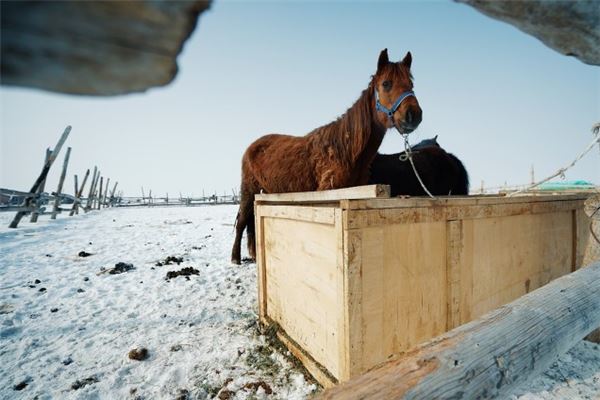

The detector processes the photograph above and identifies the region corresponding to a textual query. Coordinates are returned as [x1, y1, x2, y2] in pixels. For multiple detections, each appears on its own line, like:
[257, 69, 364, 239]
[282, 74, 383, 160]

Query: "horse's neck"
[312, 84, 386, 165]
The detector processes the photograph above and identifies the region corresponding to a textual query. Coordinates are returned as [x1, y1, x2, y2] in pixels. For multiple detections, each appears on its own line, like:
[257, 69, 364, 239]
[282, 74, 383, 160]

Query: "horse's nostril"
[406, 110, 413, 124]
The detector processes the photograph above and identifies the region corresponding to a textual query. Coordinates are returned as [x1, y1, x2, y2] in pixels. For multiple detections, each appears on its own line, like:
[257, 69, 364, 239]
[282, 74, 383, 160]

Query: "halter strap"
[375, 89, 415, 119]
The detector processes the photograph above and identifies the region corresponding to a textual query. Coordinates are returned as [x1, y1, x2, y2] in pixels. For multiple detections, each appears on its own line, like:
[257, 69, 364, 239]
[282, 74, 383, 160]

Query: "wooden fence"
[2, 126, 121, 228]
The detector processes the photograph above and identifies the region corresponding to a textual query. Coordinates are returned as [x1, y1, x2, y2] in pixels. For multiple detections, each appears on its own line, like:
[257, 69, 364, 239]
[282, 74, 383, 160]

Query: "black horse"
[369, 136, 469, 196]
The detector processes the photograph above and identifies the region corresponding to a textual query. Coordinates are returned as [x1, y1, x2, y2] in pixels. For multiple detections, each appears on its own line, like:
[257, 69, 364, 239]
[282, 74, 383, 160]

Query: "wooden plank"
[255, 205, 336, 225]
[357, 221, 447, 375]
[263, 216, 341, 377]
[317, 261, 600, 400]
[10, 126, 71, 228]
[334, 208, 350, 380]
[458, 212, 573, 324]
[274, 325, 338, 389]
[255, 205, 268, 323]
[345, 199, 584, 229]
[343, 193, 590, 210]
[446, 220, 463, 330]
[51, 146, 71, 219]
[256, 184, 390, 203]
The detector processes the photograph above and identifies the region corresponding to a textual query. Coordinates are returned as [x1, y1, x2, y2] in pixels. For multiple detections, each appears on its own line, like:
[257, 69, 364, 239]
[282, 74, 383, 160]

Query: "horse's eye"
[382, 80, 392, 90]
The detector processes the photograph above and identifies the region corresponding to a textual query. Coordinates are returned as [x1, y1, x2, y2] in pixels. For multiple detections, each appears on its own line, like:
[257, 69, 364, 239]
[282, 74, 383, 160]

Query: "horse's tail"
[447, 152, 470, 195]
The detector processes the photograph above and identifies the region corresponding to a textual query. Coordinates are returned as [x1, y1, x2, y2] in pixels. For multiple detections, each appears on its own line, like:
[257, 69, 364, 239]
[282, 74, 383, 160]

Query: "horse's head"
[373, 49, 422, 134]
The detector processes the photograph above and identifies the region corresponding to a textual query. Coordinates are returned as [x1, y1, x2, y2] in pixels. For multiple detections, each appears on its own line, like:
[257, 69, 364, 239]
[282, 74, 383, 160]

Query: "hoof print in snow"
[13, 380, 29, 391]
[77, 288, 85, 293]
[38, 288, 46, 293]
[78, 251, 93, 257]
[34, 279, 41, 284]
[71, 376, 98, 390]
[170, 344, 183, 352]
[241, 257, 255, 265]
[83, 277, 89, 281]
[217, 389, 234, 400]
[243, 381, 273, 395]
[45, 254, 52, 257]
[128, 347, 149, 361]
[155, 255, 184, 266]
[165, 267, 199, 280]
[101, 262, 135, 275]
[62, 357, 73, 365]
[50, 308, 59, 313]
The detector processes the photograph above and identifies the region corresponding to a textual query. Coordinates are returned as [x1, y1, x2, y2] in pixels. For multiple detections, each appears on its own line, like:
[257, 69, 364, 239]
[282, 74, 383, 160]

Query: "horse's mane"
[307, 81, 384, 166]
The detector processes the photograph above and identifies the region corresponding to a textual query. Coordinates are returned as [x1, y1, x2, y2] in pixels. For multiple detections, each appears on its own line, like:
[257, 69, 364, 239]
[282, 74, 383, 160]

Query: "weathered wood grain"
[318, 262, 600, 400]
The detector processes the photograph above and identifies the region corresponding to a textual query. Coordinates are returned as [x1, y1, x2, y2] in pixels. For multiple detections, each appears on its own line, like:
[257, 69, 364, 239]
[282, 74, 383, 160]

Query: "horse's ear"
[401, 51, 412, 69]
[377, 48, 389, 71]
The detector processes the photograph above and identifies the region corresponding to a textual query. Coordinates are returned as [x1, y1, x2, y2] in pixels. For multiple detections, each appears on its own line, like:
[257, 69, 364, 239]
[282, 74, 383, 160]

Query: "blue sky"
[1, 0, 598, 196]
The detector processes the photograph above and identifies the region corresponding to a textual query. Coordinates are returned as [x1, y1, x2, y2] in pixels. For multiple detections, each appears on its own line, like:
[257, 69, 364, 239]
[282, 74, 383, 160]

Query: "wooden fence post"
[9, 126, 72, 228]
[103, 178, 110, 208]
[109, 181, 118, 206]
[70, 169, 89, 216]
[97, 177, 103, 210]
[30, 148, 52, 223]
[51, 146, 71, 219]
[85, 167, 98, 212]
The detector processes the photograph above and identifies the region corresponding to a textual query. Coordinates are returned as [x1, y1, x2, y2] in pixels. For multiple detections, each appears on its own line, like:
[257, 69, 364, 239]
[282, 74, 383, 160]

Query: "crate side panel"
[358, 221, 447, 372]
[460, 211, 573, 324]
[264, 217, 341, 377]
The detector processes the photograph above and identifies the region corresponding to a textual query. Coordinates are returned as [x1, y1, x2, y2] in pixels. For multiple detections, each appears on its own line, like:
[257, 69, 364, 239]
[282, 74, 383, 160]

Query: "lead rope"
[399, 133, 437, 199]
[508, 122, 600, 197]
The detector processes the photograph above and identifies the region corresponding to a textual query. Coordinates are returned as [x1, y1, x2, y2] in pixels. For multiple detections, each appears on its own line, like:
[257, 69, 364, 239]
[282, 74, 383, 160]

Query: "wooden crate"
[254, 185, 594, 387]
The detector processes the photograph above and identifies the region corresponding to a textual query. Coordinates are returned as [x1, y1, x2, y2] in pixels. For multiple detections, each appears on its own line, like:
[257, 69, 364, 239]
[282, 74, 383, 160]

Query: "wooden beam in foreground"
[255, 184, 390, 203]
[318, 262, 600, 400]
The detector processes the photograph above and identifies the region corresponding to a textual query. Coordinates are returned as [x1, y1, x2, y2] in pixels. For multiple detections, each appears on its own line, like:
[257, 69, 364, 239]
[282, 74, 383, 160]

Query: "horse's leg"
[231, 206, 245, 265]
[231, 187, 254, 264]
[246, 206, 256, 261]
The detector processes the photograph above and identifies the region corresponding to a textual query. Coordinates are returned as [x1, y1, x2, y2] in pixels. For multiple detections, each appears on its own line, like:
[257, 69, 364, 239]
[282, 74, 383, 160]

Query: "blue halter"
[375, 90, 415, 119]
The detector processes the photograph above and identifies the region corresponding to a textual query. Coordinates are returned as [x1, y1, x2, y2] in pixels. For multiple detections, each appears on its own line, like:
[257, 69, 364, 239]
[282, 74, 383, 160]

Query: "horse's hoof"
[231, 257, 241, 265]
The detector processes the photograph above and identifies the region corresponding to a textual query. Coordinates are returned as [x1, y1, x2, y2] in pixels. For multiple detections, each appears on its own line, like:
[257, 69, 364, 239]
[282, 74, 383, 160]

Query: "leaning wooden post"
[85, 167, 98, 211]
[30, 148, 52, 223]
[51, 146, 72, 219]
[97, 177, 103, 210]
[102, 178, 110, 208]
[73, 174, 79, 215]
[109, 181, 118, 206]
[9, 126, 72, 228]
[318, 262, 600, 400]
[70, 169, 89, 216]
[89, 170, 100, 211]
[74, 175, 79, 200]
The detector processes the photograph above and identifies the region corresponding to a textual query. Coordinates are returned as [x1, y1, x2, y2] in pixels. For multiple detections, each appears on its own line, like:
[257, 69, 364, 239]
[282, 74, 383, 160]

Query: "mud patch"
[71, 376, 98, 390]
[99, 262, 135, 275]
[165, 267, 199, 280]
[156, 256, 183, 266]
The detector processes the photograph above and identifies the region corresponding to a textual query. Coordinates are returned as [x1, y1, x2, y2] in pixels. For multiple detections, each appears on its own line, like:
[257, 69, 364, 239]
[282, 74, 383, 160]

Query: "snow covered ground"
[1, 205, 599, 400]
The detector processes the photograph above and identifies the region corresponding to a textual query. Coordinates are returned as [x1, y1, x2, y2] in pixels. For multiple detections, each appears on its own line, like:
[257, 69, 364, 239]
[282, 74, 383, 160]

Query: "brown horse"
[231, 49, 422, 264]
